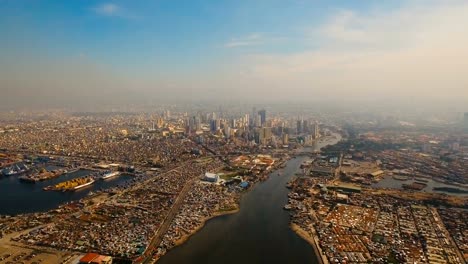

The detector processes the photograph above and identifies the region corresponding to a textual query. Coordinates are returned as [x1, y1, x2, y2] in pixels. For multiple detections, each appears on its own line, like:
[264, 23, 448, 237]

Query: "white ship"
[101, 171, 120, 180]
[73, 179, 95, 190]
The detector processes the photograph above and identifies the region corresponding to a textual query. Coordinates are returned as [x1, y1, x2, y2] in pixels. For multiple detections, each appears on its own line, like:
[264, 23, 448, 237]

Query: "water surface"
[0, 169, 132, 215]
[158, 135, 341, 264]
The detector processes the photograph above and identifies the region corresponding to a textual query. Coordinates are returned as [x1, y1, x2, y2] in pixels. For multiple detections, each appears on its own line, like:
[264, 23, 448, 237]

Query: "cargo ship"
[44, 176, 95, 191]
[73, 179, 95, 190]
[101, 171, 120, 180]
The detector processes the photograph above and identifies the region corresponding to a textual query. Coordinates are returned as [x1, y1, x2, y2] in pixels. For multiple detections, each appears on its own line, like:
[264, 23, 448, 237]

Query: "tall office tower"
[224, 126, 231, 138]
[195, 116, 202, 131]
[282, 133, 289, 145]
[188, 116, 198, 132]
[258, 109, 266, 126]
[255, 114, 262, 127]
[255, 127, 272, 145]
[313, 122, 320, 139]
[210, 120, 217, 132]
[296, 119, 303, 134]
[244, 114, 250, 127]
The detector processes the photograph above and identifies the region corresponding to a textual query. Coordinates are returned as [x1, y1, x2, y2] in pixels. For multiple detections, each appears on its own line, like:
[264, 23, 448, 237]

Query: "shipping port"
[43, 176, 96, 192]
[19, 168, 67, 183]
[1, 163, 29, 176]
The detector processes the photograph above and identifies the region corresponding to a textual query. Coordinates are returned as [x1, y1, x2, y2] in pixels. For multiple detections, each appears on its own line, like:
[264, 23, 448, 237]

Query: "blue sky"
[1, 1, 401, 72]
[1, 1, 467, 106]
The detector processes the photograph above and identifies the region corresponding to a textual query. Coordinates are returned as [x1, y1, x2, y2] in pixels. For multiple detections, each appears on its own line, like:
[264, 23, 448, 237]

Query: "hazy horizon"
[1, 0, 468, 109]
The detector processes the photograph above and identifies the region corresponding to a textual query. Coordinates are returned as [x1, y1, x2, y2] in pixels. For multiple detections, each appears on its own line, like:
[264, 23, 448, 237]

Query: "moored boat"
[73, 179, 95, 190]
[101, 171, 120, 180]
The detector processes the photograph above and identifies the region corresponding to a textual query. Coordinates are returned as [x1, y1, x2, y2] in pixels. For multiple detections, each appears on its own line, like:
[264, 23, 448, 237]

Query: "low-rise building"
[79, 253, 112, 264]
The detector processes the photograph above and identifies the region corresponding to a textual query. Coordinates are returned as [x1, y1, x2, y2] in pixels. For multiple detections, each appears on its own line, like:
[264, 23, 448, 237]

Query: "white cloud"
[93, 3, 121, 16]
[233, 1, 468, 100]
[225, 33, 263, 48]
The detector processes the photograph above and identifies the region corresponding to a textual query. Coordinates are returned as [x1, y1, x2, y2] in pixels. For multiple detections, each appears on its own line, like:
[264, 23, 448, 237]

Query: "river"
[0, 169, 133, 215]
[158, 134, 342, 264]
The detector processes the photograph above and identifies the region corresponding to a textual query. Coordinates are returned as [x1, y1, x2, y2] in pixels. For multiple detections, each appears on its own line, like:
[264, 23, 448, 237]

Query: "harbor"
[18, 167, 67, 183]
[0, 169, 132, 215]
[43, 175, 96, 191]
[42, 171, 122, 191]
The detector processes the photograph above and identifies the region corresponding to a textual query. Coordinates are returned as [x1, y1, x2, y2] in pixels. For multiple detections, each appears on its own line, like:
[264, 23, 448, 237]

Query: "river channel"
[158, 135, 342, 264]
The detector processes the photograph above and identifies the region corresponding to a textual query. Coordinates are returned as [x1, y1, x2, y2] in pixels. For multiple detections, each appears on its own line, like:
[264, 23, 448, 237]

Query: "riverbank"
[173, 207, 240, 247]
[152, 207, 240, 263]
[156, 134, 342, 264]
[156, 155, 291, 255]
[290, 223, 327, 264]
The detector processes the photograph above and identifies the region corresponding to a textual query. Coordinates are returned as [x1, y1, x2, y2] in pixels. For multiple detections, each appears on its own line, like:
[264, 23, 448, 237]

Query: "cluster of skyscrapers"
[177, 108, 321, 147]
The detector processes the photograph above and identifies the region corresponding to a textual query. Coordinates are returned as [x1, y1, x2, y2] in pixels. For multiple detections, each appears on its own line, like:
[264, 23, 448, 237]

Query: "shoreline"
[290, 223, 327, 264]
[173, 207, 240, 247]
[154, 207, 240, 263]
[152, 157, 287, 263]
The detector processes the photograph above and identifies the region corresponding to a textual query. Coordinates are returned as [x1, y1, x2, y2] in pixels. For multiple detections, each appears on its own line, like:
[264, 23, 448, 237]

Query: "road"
[139, 163, 225, 264]
[140, 176, 197, 264]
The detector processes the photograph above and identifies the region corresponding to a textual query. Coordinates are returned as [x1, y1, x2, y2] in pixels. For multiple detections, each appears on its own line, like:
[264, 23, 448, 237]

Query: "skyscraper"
[255, 127, 272, 145]
[282, 133, 289, 145]
[258, 109, 266, 127]
[313, 122, 320, 139]
[224, 126, 231, 138]
[296, 120, 303, 134]
[255, 114, 262, 127]
[303, 120, 309, 133]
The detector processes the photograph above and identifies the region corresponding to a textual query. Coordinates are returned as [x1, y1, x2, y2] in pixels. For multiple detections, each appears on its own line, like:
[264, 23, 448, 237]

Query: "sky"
[1, 0, 468, 109]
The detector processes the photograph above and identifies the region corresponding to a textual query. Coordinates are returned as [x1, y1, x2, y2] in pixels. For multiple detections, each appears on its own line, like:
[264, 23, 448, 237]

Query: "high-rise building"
[313, 122, 320, 139]
[296, 120, 303, 134]
[255, 127, 272, 145]
[224, 126, 231, 138]
[303, 120, 309, 133]
[255, 114, 262, 127]
[244, 114, 250, 127]
[258, 109, 266, 126]
[210, 119, 221, 132]
[282, 133, 289, 145]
